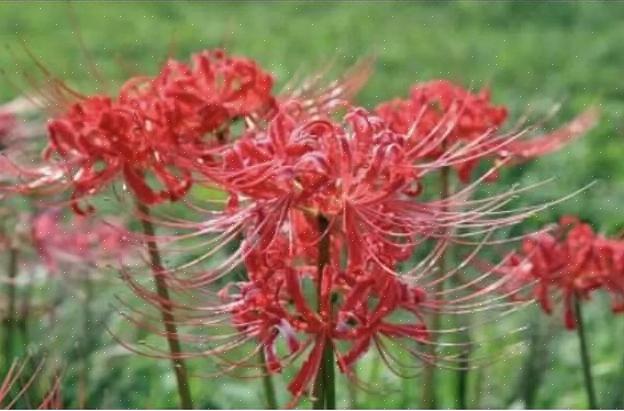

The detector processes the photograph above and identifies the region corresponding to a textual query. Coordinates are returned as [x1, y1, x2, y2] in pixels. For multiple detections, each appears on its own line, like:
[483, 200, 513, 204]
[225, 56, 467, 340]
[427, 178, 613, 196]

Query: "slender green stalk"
[574, 296, 598, 409]
[454, 273, 472, 409]
[512, 315, 550, 409]
[78, 271, 94, 409]
[421, 166, 450, 409]
[137, 203, 194, 409]
[3, 247, 19, 369]
[260, 350, 278, 409]
[313, 215, 335, 410]
[456, 349, 470, 409]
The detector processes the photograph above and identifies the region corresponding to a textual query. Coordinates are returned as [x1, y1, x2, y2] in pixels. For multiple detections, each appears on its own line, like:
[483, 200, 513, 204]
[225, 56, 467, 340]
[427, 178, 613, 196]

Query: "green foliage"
[1, 1, 623, 409]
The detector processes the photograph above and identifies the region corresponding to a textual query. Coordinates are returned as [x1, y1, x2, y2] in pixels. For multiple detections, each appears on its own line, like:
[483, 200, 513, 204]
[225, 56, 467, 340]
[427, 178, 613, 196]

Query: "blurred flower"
[375, 80, 598, 182]
[31, 209, 131, 274]
[491, 216, 624, 329]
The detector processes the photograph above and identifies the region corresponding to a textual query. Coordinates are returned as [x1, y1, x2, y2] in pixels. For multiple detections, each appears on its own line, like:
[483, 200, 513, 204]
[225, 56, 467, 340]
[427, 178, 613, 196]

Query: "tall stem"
[313, 215, 335, 410]
[575, 295, 597, 409]
[421, 166, 450, 409]
[454, 273, 472, 409]
[456, 352, 469, 409]
[78, 271, 94, 408]
[137, 203, 194, 409]
[3, 247, 19, 369]
[260, 350, 278, 409]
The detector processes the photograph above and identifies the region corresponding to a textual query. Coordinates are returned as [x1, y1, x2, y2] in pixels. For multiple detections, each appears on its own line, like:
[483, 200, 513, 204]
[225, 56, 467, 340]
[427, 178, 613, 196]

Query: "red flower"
[375, 80, 597, 182]
[218, 220, 429, 403]
[123, 106, 543, 404]
[493, 217, 624, 329]
[4, 50, 275, 213]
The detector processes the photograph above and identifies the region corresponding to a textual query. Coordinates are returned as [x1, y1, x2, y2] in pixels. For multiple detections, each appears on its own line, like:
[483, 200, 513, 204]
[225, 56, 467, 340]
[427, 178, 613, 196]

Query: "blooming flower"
[2, 50, 276, 213]
[491, 216, 624, 329]
[122, 105, 546, 404]
[375, 80, 598, 182]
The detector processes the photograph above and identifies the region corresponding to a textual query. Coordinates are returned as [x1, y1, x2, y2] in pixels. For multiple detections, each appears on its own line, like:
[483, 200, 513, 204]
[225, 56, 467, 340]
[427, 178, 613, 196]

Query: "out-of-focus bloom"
[31, 209, 131, 274]
[491, 216, 624, 329]
[0, 97, 42, 144]
[375, 80, 598, 182]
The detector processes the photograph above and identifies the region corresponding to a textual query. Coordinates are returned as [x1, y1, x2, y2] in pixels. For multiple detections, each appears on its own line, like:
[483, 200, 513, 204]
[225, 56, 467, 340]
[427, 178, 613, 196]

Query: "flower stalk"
[574, 295, 598, 409]
[421, 165, 450, 409]
[3, 247, 19, 369]
[78, 270, 94, 408]
[313, 215, 335, 410]
[260, 350, 278, 409]
[137, 202, 194, 409]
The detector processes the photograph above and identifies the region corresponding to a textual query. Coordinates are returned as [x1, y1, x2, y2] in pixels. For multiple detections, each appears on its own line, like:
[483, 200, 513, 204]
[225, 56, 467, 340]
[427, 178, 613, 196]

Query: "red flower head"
[122, 105, 543, 405]
[3, 49, 275, 213]
[375, 80, 597, 182]
[493, 216, 624, 329]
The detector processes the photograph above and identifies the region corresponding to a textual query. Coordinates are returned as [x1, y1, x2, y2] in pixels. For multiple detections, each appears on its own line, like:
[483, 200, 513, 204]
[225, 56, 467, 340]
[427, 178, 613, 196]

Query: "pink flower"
[31, 209, 131, 274]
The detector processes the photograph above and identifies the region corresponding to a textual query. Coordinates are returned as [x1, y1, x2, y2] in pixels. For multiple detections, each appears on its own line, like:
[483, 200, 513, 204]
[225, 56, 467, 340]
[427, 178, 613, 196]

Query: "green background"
[1, 1, 624, 409]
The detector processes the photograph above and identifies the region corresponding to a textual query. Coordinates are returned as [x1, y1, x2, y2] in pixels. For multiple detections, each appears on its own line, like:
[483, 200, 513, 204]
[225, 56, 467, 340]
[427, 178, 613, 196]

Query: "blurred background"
[1, 1, 624, 409]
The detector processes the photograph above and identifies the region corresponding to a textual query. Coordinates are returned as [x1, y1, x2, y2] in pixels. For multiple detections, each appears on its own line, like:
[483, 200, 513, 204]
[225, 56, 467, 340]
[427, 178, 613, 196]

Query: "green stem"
[421, 166, 450, 409]
[138, 203, 194, 409]
[260, 350, 278, 409]
[575, 296, 598, 409]
[79, 271, 94, 408]
[454, 273, 472, 409]
[456, 350, 470, 409]
[313, 215, 335, 410]
[3, 247, 18, 370]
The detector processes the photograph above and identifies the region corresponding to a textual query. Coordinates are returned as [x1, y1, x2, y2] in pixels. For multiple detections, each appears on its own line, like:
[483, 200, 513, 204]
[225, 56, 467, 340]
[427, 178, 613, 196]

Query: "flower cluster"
[492, 217, 624, 329]
[375, 80, 598, 182]
[0, 47, 600, 407]
[133, 98, 586, 403]
[213, 108, 437, 402]
[42, 49, 274, 212]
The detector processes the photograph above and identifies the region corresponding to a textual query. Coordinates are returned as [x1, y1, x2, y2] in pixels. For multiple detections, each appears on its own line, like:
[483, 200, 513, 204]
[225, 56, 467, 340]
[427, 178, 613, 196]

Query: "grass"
[1, 1, 624, 408]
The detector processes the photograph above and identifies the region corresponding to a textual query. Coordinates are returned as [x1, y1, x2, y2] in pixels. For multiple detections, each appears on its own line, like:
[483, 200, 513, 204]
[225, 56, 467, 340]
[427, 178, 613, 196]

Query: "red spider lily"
[491, 216, 624, 329]
[0, 359, 62, 409]
[120, 106, 546, 405]
[375, 80, 598, 182]
[31, 209, 131, 274]
[1, 49, 275, 213]
[217, 230, 430, 404]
